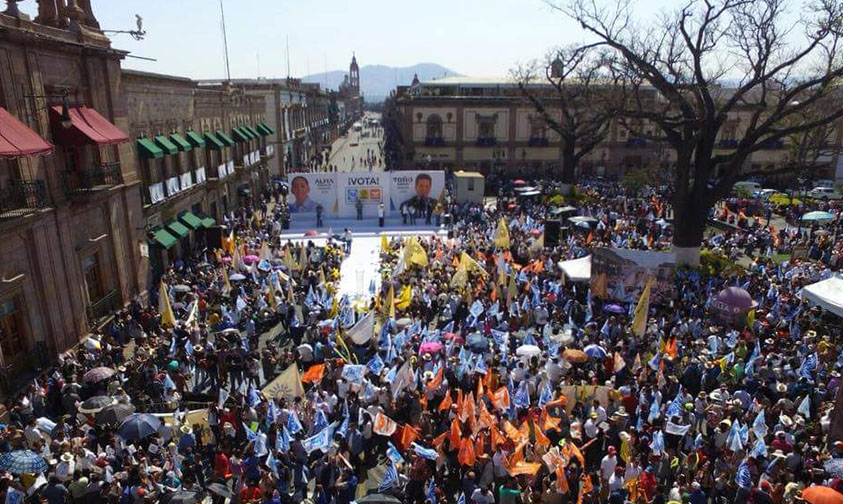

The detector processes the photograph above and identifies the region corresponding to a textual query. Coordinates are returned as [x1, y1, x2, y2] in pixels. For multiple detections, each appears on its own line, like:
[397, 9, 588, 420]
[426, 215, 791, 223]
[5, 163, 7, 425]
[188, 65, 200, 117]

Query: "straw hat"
[180, 425, 193, 435]
[60, 453, 74, 463]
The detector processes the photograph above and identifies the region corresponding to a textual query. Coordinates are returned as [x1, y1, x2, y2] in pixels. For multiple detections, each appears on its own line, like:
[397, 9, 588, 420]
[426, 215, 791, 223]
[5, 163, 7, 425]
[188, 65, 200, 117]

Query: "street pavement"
[326, 113, 385, 173]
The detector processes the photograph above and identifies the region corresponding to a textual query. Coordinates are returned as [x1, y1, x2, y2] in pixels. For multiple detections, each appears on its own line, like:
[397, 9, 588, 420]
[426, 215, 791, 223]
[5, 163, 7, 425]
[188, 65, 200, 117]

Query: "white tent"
[558, 255, 591, 282]
[801, 276, 843, 318]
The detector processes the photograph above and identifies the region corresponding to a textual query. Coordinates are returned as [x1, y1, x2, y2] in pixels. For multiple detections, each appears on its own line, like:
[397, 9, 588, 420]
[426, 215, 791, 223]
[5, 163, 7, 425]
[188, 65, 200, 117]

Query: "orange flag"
[438, 390, 453, 412]
[566, 441, 586, 467]
[477, 401, 495, 429]
[458, 437, 476, 466]
[586, 232, 594, 245]
[462, 392, 476, 424]
[399, 424, 420, 451]
[301, 364, 326, 384]
[427, 366, 444, 391]
[477, 376, 485, 397]
[490, 387, 510, 411]
[518, 420, 531, 442]
[452, 256, 460, 268]
[491, 426, 505, 450]
[509, 461, 542, 476]
[665, 337, 678, 358]
[373, 412, 399, 436]
[503, 421, 522, 443]
[546, 395, 568, 409]
[433, 431, 448, 449]
[556, 466, 570, 493]
[509, 441, 526, 465]
[449, 420, 462, 450]
[456, 390, 464, 417]
[543, 412, 562, 432]
[474, 432, 485, 456]
[533, 420, 550, 448]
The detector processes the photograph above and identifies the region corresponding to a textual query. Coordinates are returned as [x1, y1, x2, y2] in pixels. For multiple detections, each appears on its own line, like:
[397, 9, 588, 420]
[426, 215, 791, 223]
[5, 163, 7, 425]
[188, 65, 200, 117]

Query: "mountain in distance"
[302, 63, 461, 103]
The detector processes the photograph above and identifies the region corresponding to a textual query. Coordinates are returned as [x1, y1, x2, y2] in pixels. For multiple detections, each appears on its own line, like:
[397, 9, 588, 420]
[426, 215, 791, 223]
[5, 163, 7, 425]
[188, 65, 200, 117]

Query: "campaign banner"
[337, 173, 386, 218]
[590, 247, 676, 303]
[287, 173, 338, 217]
[388, 171, 445, 215]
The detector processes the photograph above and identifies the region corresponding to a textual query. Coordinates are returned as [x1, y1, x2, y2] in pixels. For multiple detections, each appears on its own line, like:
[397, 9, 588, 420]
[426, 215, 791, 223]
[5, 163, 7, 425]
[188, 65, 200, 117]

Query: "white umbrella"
[516, 344, 541, 357]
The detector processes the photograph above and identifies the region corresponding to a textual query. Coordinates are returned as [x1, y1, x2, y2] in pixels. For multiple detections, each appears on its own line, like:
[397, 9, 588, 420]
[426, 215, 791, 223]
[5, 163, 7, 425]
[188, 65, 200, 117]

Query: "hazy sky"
[18, 0, 591, 81]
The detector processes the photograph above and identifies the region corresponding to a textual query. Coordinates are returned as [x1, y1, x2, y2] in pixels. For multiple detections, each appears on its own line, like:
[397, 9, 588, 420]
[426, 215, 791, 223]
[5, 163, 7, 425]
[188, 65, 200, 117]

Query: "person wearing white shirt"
[584, 412, 599, 439]
[55, 453, 75, 482]
[600, 447, 619, 501]
[608, 466, 625, 493]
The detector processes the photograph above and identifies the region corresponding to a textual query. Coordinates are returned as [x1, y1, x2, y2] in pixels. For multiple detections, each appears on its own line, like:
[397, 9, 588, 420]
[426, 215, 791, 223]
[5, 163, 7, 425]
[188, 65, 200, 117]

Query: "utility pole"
[220, 0, 231, 81]
[286, 36, 291, 79]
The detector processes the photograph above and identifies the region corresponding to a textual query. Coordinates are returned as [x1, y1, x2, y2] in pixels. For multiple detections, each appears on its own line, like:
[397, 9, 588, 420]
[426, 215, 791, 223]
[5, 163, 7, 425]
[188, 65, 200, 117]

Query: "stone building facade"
[0, 2, 143, 389]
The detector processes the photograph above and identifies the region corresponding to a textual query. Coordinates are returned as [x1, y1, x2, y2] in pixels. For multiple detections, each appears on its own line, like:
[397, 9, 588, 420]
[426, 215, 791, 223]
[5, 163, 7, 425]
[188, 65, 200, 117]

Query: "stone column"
[35, 0, 59, 26]
[76, 0, 98, 28]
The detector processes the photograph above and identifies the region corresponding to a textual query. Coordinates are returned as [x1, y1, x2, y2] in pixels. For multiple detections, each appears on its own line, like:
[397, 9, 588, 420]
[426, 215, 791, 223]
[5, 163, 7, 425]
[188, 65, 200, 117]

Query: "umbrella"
[357, 494, 403, 504]
[196, 262, 212, 269]
[562, 348, 588, 363]
[442, 332, 464, 344]
[160, 490, 203, 504]
[173, 284, 192, 293]
[396, 318, 412, 328]
[604, 304, 626, 314]
[575, 220, 591, 229]
[83, 338, 101, 350]
[802, 487, 843, 504]
[801, 211, 835, 222]
[118, 413, 163, 441]
[516, 344, 541, 357]
[513, 179, 527, 186]
[229, 273, 246, 281]
[83, 366, 116, 383]
[96, 403, 135, 426]
[244, 255, 260, 264]
[78, 396, 117, 415]
[0, 450, 47, 474]
[205, 483, 235, 500]
[467, 333, 489, 352]
[583, 344, 608, 359]
[420, 342, 443, 354]
[220, 257, 232, 263]
[824, 459, 843, 479]
[815, 229, 832, 236]
[304, 230, 320, 237]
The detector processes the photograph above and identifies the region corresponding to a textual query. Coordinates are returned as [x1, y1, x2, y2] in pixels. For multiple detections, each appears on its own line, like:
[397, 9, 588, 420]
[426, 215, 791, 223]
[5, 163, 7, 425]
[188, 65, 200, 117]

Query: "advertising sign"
[388, 171, 445, 215]
[590, 247, 676, 303]
[337, 173, 385, 218]
[287, 173, 338, 217]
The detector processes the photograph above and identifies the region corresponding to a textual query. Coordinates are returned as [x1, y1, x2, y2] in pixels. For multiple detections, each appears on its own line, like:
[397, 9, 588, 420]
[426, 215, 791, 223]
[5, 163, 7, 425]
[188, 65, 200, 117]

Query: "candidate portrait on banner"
[288, 175, 319, 213]
[401, 173, 434, 209]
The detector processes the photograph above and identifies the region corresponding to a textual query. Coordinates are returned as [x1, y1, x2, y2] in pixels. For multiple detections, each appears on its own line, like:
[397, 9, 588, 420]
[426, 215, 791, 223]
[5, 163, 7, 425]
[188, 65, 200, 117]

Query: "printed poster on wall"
[388, 171, 445, 214]
[287, 173, 338, 217]
[337, 173, 385, 218]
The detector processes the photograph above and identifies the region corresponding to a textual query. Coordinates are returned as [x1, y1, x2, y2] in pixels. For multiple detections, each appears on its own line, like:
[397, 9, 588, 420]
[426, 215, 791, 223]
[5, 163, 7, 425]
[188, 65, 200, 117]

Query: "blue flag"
[286, 410, 303, 435]
[379, 462, 399, 492]
[386, 441, 405, 465]
[412, 442, 439, 461]
[736, 460, 752, 489]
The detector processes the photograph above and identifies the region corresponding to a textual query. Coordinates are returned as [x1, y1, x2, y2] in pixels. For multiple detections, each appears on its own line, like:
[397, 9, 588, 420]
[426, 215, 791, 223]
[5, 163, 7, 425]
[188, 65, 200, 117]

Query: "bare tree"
[555, 0, 843, 265]
[512, 46, 621, 188]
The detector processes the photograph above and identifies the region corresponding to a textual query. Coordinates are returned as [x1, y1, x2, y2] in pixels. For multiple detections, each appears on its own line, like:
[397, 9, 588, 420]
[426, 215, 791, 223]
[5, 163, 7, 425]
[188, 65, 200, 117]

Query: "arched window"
[426, 114, 443, 139]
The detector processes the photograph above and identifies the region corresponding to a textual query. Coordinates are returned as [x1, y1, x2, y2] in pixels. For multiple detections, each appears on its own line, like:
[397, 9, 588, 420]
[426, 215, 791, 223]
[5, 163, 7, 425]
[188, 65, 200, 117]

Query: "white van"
[733, 181, 761, 194]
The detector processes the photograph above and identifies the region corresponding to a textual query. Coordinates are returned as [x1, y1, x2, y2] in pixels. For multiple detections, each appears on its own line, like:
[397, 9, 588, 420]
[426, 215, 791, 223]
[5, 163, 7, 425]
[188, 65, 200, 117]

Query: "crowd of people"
[0, 177, 842, 504]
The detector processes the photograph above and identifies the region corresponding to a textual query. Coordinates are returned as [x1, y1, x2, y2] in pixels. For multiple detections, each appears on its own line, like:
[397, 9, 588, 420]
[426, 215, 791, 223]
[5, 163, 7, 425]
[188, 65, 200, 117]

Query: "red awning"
[0, 107, 52, 159]
[50, 105, 128, 146]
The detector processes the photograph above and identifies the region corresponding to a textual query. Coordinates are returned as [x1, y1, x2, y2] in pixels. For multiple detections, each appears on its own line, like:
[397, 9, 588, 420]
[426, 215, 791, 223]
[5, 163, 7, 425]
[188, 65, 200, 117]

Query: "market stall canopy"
[558, 255, 591, 282]
[0, 107, 52, 158]
[801, 276, 843, 318]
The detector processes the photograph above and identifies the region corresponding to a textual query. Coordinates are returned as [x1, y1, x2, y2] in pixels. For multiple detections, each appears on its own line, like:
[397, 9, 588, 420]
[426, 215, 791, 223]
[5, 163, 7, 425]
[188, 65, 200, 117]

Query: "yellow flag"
[385, 284, 396, 319]
[267, 287, 278, 311]
[493, 218, 511, 249]
[319, 267, 327, 286]
[381, 235, 389, 253]
[631, 279, 652, 337]
[592, 272, 608, 298]
[283, 247, 297, 271]
[620, 433, 632, 463]
[262, 364, 305, 401]
[396, 285, 413, 310]
[287, 280, 295, 303]
[158, 282, 177, 327]
[222, 267, 232, 293]
[460, 251, 489, 278]
[506, 272, 517, 308]
[746, 308, 756, 329]
[298, 246, 307, 270]
[407, 237, 429, 267]
[450, 266, 469, 288]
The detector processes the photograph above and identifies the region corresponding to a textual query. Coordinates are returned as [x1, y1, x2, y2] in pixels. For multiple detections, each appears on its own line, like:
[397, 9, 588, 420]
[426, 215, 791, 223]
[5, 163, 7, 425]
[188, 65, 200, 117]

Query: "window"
[0, 297, 25, 362]
[83, 253, 104, 304]
[529, 117, 547, 140]
[477, 115, 497, 139]
[467, 178, 475, 191]
[426, 114, 443, 139]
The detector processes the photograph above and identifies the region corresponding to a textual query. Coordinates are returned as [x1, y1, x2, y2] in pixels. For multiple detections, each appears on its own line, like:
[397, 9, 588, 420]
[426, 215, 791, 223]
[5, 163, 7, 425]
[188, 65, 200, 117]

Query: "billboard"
[590, 247, 676, 303]
[388, 171, 445, 214]
[337, 173, 386, 218]
[287, 173, 338, 217]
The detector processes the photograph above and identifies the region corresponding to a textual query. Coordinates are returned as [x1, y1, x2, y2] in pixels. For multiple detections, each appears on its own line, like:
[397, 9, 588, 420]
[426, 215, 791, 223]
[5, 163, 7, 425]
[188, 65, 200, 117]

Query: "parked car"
[808, 186, 842, 200]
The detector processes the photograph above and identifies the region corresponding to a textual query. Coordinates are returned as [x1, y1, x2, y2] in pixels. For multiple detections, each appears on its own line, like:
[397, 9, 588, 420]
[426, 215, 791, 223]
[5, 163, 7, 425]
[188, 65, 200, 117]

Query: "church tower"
[349, 53, 359, 96]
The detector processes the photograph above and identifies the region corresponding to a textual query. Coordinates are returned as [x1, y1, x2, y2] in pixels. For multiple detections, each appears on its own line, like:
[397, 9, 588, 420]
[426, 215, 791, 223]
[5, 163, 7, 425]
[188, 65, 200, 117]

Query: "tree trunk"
[560, 142, 577, 185]
[671, 201, 709, 267]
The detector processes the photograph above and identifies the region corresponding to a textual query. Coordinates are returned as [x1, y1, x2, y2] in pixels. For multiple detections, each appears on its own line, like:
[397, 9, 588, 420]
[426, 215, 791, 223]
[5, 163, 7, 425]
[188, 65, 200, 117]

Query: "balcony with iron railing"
[0, 180, 50, 220]
[528, 137, 550, 147]
[476, 137, 497, 147]
[86, 289, 119, 328]
[425, 137, 445, 146]
[63, 161, 123, 196]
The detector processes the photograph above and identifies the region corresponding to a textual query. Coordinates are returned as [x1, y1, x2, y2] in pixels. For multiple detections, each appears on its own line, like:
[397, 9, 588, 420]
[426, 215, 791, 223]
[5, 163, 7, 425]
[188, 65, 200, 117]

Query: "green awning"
[151, 229, 177, 249]
[257, 122, 275, 135]
[185, 130, 206, 148]
[166, 220, 190, 238]
[136, 138, 164, 159]
[154, 135, 179, 155]
[216, 130, 235, 147]
[244, 125, 261, 138]
[200, 217, 216, 228]
[179, 211, 203, 230]
[232, 126, 251, 143]
[204, 131, 224, 150]
[169, 133, 192, 151]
